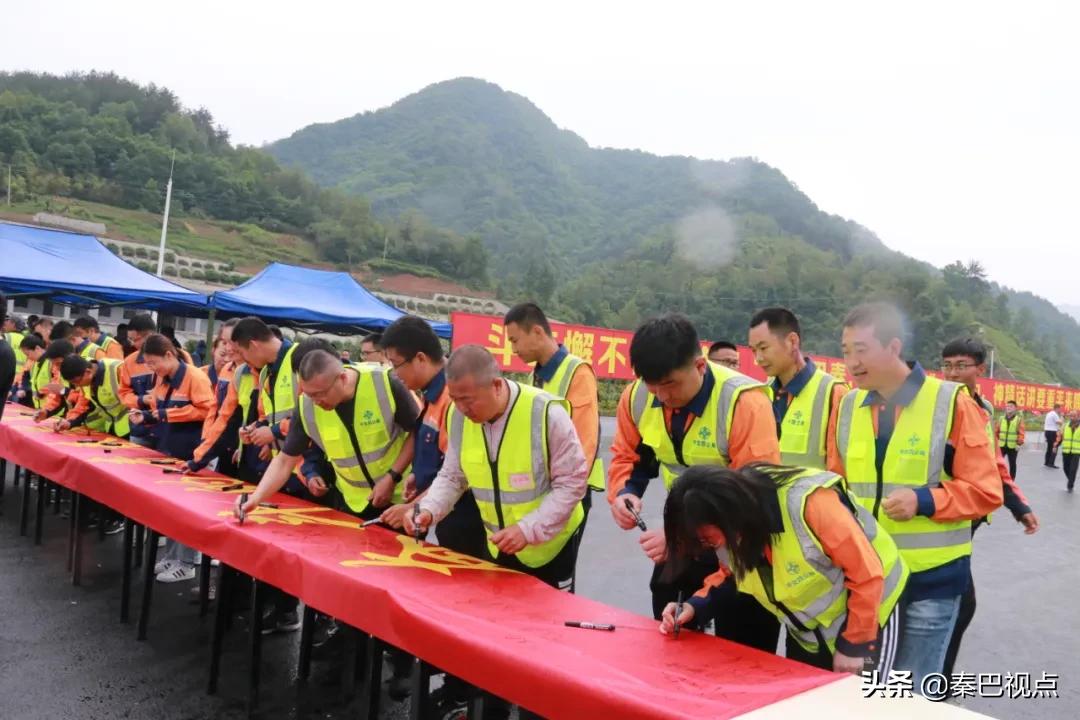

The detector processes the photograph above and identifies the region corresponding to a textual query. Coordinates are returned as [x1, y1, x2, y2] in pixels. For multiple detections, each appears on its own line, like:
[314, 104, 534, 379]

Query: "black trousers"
[1064, 453, 1079, 490]
[650, 555, 782, 654]
[434, 491, 488, 560]
[1002, 447, 1019, 480]
[1045, 432, 1059, 466]
[943, 574, 976, 679]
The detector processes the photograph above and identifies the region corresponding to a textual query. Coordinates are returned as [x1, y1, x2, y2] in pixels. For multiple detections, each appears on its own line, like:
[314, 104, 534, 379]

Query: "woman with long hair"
[660, 464, 908, 675]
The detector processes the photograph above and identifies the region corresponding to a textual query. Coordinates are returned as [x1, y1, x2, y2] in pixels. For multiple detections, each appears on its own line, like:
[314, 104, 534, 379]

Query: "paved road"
[1, 429, 1076, 719]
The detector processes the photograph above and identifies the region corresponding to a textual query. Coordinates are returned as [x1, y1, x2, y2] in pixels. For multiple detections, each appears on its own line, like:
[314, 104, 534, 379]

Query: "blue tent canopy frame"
[0, 221, 208, 313]
[209, 262, 451, 338]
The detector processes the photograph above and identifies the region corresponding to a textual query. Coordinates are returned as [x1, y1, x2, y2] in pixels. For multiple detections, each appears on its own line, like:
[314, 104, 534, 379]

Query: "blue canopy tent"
[209, 262, 451, 338]
[0, 221, 208, 312]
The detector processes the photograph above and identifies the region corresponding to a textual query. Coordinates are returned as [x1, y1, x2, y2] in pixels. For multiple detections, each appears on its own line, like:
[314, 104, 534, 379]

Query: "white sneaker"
[154, 559, 175, 575]
[157, 564, 196, 583]
[157, 536, 167, 548]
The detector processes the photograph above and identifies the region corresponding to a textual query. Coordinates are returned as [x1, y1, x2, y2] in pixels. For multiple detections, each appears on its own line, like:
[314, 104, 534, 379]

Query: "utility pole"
[155, 150, 176, 278]
[6, 164, 11, 206]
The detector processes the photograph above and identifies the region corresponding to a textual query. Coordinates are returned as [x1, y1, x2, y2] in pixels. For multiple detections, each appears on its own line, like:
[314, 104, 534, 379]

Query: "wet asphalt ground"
[1, 423, 1076, 719]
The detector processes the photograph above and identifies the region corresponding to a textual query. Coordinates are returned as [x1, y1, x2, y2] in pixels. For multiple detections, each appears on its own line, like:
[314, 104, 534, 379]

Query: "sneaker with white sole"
[156, 564, 196, 583]
[154, 559, 175, 575]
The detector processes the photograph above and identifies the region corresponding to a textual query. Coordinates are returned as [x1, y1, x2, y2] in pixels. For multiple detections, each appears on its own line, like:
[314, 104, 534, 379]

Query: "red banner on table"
[0, 406, 840, 719]
[451, 312, 1077, 414]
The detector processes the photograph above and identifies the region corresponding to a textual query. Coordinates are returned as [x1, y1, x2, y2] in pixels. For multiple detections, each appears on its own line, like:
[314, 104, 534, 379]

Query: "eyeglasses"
[940, 363, 974, 372]
[389, 355, 415, 371]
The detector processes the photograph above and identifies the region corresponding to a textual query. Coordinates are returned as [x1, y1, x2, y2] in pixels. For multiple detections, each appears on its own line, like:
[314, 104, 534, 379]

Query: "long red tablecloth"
[0, 405, 842, 719]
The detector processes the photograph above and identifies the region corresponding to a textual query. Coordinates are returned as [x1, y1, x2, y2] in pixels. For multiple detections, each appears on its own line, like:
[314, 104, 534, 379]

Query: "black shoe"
[261, 607, 301, 634]
[312, 616, 340, 648]
[104, 519, 125, 535]
[429, 686, 469, 720]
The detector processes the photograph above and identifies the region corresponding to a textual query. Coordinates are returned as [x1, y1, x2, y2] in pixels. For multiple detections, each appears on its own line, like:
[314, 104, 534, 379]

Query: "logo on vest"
[899, 433, 927, 457]
[692, 425, 715, 449]
[787, 409, 806, 427]
[360, 408, 379, 427]
[784, 559, 816, 588]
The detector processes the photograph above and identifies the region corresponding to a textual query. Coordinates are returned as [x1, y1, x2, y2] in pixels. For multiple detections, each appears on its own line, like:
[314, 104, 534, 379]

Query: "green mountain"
[269, 78, 1080, 383]
[269, 77, 890, 270]
[0, 71, 489, 285]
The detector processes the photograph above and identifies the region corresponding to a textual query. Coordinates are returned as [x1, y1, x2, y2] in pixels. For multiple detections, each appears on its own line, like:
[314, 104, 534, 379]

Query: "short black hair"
[73, 315, 100, 332]
[843, 302, 907, 347]
[361, 333, 383, 348]
[630, 313, 701, 383]
[0, 291, 6, 327]
[941, 337, 987, 365]
[44, 339, 75, 360]
[1006, 400, 1018, 406]
[50, 320, 74, 341]
[749, 307, 801, 339]
[503, 303, 552, 336]
[19, 334, 46, 352]
[381, 316, 444, 362]
[60, 354, 92, 382]
[231, 317, 274, 346]
[291, 338, 338, 373]
[708, 340, 737, 354]
[268, 324, 283, 341]
[128, 314, 156, 333]
[142, 333, 176, 357]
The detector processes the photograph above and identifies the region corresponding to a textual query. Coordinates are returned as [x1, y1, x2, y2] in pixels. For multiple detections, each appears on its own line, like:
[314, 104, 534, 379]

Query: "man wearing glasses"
[706, 340, 741, 370]
[360, 333, 387, 366]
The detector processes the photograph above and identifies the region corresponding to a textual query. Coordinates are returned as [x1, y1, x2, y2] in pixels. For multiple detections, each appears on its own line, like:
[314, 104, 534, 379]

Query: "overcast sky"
[6, 1, 1077, 305]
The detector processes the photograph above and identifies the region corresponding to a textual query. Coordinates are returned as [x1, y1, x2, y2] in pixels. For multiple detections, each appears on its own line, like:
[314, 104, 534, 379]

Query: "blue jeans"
[894, 595, 961, 691]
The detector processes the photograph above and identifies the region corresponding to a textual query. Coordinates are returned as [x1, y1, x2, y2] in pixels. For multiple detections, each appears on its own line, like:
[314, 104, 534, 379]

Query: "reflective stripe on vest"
[299, 365, 407, 513]
[448, 382, 584, 568]
[999, 415, 1022, 449]
[735, 470, 908, 654]
[770, 368, 835, 469]
[631, 363, 764, 488]
[1061, 424, 1080, 454]
[537, 353, 605, 491]
[835, 377, 972, 573]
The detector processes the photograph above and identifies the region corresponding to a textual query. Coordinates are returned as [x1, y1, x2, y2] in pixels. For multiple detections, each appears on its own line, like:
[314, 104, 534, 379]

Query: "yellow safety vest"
[836, 376, 975, 573]
[259, 343, 299, 456]
[76, 340, 102, 361]
[299, 364, 408, 513]
[536, 351, 605, 492]
[30, 359, 52, 410]
[1061, 424, 1080, 454]
[767, 367, 837, 469]
[235, 363, 257, 440]
[998, 415, 1022, 449]
[734, 469, 908, 654]
[4, 331, 26, 365]
[630, 363, 764, 488]
[80, 359, 131, 437]
[449, 381, 584, 568]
